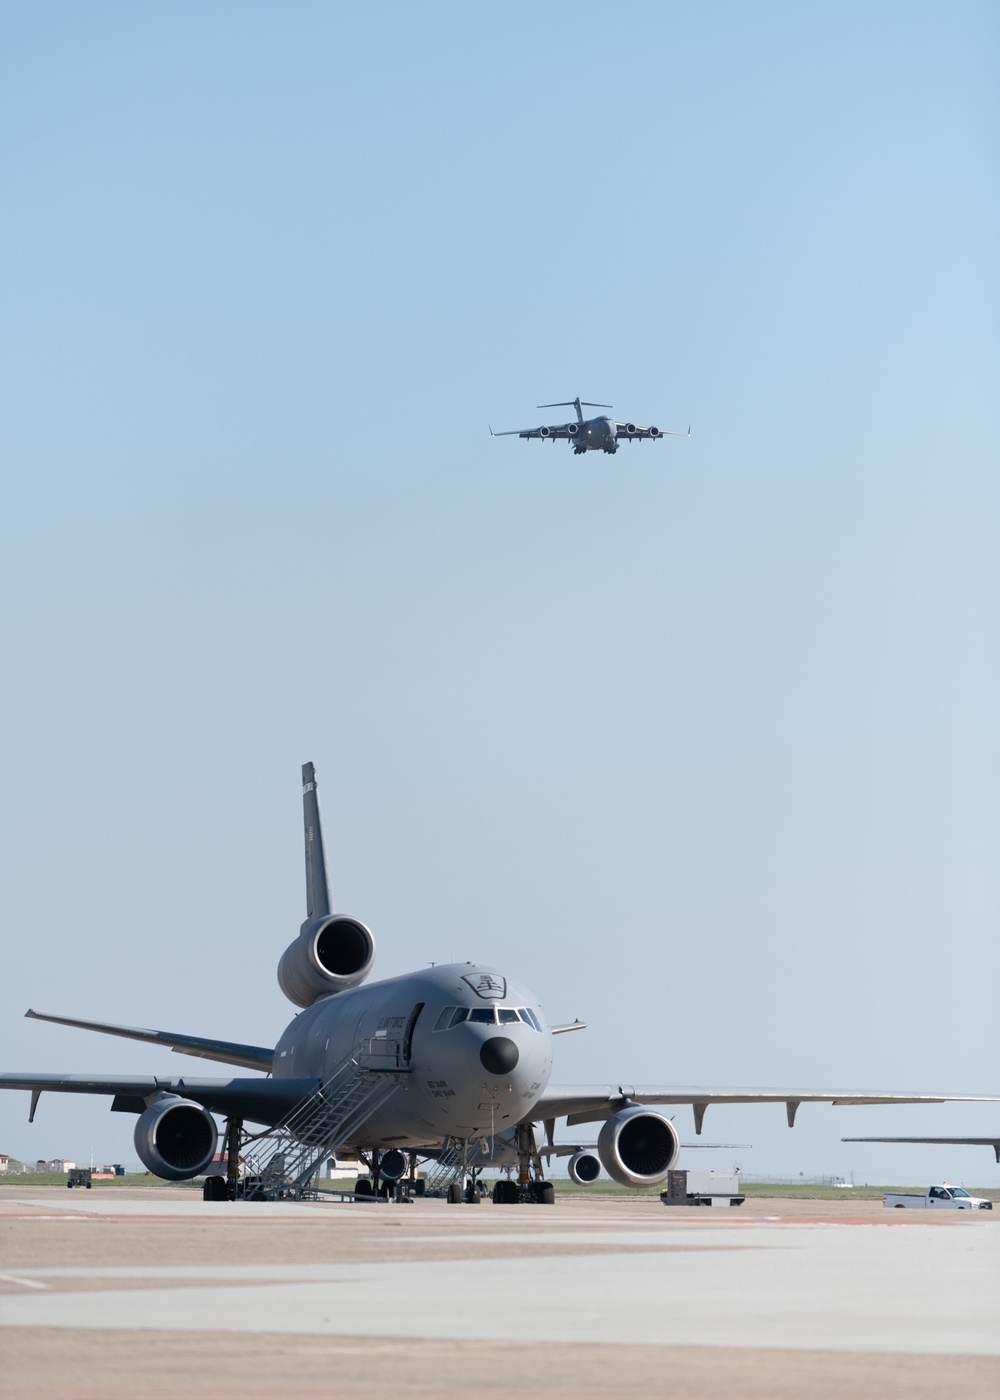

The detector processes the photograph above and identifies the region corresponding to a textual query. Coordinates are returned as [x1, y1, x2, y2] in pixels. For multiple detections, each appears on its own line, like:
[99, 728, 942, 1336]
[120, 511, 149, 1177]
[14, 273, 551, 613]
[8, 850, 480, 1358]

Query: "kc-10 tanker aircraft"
[490, 396, 690, 455]
[1, 764, 993, 1203]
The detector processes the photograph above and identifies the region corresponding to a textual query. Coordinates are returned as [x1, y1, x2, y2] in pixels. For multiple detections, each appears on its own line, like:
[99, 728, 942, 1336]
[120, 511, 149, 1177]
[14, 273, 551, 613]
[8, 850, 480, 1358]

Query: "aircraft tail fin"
[301, 762, 332, 923]
[538, 398, 612, 425]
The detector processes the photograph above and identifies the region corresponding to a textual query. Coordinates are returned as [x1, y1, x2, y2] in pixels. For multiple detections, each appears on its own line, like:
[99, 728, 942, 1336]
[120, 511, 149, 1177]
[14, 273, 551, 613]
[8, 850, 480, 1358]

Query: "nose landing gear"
[491, 1122, 553, 1204]
[492, 1178, 554, 1204]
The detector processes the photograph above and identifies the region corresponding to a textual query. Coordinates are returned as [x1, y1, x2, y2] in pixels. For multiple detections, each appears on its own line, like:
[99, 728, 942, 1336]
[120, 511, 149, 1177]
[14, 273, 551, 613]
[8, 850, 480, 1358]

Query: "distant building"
[0, 1154, 9, 1172]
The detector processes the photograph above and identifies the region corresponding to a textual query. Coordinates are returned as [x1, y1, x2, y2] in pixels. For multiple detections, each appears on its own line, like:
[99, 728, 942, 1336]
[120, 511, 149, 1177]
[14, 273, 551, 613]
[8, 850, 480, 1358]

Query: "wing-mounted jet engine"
[597, 1104, 680, 1187]
[567, 1149, 602, 1184]
[133, 1097, 219, 1180]
[277, 763, 376, 1008]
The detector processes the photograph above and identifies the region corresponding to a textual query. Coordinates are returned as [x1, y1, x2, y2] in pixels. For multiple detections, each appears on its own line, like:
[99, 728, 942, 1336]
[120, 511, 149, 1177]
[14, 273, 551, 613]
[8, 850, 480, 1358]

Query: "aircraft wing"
[534, 1085, 997, 1134]
[842, 1136, 1000, 1163]
[0, 1072, 318, 1127]
[489, 422, 578, 439]
[23, 1009, 274, 1072]
[613, 422, 691, 440]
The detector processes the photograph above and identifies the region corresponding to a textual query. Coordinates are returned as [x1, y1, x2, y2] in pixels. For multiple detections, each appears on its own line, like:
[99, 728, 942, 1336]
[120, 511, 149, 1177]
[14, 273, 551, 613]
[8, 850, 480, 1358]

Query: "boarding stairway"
[422, 1144, 465, 1197]
[240, 1040, 407, 1201]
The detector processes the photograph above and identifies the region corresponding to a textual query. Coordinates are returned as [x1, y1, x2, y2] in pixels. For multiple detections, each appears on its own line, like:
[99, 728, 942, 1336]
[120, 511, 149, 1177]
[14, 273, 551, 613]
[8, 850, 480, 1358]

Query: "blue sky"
[1, 1, 997, 1183]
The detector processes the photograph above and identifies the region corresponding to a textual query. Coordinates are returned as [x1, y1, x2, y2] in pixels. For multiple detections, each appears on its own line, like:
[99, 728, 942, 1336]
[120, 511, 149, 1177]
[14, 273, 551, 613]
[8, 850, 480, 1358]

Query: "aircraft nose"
[480, 1037, 519, 1075]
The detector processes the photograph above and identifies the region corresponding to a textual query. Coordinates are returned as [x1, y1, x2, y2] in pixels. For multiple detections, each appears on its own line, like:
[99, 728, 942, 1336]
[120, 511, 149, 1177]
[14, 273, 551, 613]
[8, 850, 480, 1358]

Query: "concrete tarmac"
[0, 1187, 997, 1399]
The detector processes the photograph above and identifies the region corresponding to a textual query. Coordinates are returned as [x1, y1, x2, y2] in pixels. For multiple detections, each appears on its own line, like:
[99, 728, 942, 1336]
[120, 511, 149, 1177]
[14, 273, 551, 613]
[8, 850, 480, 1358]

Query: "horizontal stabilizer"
[540, 1141, 750, 1158]
[24, 1009, 274, 1072]
[842, 1135, 1000, 1163]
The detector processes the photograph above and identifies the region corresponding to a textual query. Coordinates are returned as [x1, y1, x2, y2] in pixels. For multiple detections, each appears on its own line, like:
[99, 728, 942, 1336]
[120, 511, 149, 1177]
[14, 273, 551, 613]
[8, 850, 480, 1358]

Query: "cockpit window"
[435, 1005, 542, 1030]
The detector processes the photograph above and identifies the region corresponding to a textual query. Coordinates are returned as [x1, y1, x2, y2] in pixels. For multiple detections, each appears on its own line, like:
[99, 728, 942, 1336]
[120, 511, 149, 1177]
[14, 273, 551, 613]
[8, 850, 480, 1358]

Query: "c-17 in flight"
[1, 764, 993, 1203]
[490, 397, 690, 455]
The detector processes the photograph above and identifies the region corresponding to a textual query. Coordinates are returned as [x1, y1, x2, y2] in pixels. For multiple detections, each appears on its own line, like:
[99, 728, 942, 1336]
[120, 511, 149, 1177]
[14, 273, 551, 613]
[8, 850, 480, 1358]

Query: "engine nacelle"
[567, 424, 580, 438]
[538, 425, 552, 437]
[597, 1105, 679, 1187]
[379, 1148, 410, 1182]
[648, 425, 660, 437]
[133, 1098, 218, 1181]
[624, 422, 637, 435]
[277, 914, 376, 1008]
[567, 1150, 602, 1185]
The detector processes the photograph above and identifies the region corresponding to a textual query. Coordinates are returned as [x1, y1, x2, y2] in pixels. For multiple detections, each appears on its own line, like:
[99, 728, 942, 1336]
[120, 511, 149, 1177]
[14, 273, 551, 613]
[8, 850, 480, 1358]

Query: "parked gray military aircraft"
[490, 397, 690, 454]
[1, 764, 993, 1203]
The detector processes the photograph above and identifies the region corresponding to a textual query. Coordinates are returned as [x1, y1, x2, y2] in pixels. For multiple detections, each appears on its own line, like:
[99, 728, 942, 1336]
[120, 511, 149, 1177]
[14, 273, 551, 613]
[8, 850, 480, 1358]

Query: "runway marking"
[0, 1275, 48, 1290]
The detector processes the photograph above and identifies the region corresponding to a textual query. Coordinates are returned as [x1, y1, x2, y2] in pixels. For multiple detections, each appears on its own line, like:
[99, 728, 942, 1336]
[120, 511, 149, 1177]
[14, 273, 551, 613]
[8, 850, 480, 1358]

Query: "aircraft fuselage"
[572, 416, 618, 452]
[272, 962, 553, 1148]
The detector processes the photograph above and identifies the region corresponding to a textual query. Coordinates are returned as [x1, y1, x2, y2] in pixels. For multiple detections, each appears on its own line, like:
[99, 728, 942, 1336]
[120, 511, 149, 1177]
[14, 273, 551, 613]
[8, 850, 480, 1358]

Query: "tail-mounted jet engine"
[596, 1105, 680, 1187]
[277, 914, 376, 1008]
[133, 1098, 218, 1180]
[567, 1150, 602, 1185]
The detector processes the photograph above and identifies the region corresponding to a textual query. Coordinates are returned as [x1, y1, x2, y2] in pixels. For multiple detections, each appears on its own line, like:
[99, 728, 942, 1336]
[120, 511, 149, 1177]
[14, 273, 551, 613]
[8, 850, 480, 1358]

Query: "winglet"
[302, 762, 332, 924]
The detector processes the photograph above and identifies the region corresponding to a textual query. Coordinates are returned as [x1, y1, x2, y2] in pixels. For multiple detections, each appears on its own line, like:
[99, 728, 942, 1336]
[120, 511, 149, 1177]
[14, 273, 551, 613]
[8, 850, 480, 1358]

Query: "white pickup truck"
[883, 1185, 993, 1210]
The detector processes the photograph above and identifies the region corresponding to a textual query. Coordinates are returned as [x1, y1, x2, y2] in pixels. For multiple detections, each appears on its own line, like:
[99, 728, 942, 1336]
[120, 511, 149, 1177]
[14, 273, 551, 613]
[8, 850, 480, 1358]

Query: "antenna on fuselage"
[301, 761, 332, 924]
[538, 398, 612, 425]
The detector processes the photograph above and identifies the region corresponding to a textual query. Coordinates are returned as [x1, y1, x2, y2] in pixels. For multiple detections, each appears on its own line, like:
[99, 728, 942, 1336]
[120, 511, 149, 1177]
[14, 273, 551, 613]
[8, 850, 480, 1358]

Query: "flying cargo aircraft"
[1, 764, 993, 1202]
[490, 397, 690, 454]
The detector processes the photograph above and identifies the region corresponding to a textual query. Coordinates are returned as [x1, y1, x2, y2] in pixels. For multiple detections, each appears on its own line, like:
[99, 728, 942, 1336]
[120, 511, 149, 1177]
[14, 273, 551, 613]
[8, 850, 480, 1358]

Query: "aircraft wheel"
[67, 1182, 73, 1189]
[354, 1177, 374, 1198]
[493, 1180, 517, 1204]
[446, 1182, 463, 1204]
[530, 1181, 555, 1205]
[85, 1183, 92, 1189]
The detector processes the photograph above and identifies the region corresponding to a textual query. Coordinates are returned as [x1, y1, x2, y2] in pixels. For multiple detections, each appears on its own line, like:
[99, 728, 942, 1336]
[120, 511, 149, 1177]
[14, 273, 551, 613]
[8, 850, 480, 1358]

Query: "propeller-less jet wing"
[842, 1136, 1000, 1164]
[536, 1085, 989, 1136]
[490, 396, 690, 455]
[0, 1072, 318, 1126]
[1, 760, 995, 1200]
